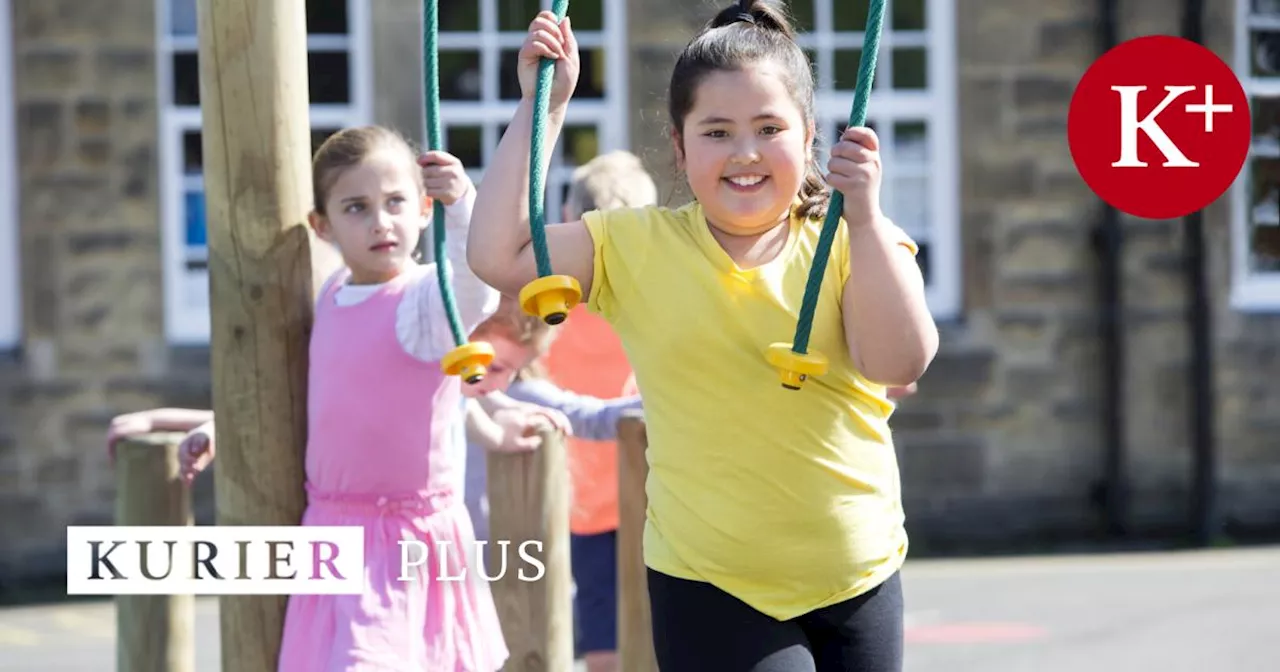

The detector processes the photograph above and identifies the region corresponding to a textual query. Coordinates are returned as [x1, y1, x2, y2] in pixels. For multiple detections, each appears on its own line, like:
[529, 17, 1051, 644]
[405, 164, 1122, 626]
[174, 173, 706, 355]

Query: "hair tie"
[736, 12, 755, 24]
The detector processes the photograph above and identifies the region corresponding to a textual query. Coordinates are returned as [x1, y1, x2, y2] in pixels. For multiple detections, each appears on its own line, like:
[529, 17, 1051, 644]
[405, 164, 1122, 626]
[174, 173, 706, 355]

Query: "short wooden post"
[485, 427, 573, 671]
[114, 432, 196, 672]
[616, 413, 657, 671]
[196, 0, 316, 669]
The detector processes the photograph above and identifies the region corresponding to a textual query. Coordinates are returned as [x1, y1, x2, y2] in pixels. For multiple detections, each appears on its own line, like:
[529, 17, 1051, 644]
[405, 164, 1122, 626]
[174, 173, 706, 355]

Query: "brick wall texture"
[2, 0, 1279, 585]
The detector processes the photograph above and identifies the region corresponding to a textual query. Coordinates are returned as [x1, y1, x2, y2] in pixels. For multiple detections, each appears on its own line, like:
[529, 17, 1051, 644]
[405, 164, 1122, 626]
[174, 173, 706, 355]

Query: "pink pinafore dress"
[277, 267, 508, 671]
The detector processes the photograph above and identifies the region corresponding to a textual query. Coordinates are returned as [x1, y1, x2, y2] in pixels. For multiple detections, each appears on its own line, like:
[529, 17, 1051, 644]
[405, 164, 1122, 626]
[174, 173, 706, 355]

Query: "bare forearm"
[467, 99, 567, 293]
[841, 220, 938, 385]
[147, 408, 215, 433]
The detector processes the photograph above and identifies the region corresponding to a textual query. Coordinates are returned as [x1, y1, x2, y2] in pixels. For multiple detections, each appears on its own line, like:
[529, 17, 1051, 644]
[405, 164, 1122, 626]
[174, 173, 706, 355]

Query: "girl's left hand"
[826, 126, 883, 224]
[418, 151, 473, 206]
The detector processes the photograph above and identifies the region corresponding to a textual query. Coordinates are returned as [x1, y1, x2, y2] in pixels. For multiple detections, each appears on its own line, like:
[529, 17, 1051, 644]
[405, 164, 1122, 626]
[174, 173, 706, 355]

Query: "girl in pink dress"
[274, 124, 508, 671]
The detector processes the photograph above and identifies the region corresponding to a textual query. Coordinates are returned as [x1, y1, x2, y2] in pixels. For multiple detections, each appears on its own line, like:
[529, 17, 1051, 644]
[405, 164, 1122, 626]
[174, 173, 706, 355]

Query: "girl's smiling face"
[675, 63, 813, 237]
[461, 335, 534, 397]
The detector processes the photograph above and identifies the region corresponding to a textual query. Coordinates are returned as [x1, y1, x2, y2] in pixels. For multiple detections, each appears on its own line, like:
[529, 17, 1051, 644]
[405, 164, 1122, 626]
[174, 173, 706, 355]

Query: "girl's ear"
[805, 120, 816, 154]
[420, 194, 433, 217]
[671, 128, 686, 171]
[308, 210, 332, 242]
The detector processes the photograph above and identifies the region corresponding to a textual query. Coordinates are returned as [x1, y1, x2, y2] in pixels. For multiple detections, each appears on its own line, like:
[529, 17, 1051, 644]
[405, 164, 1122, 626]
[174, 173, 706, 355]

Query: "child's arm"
[467, 13, 597, 300]
[421, 151, 501, 334]
[506, 379, 642, 442]
[828, 126, 939, 386]
[107, 408, 214, 460]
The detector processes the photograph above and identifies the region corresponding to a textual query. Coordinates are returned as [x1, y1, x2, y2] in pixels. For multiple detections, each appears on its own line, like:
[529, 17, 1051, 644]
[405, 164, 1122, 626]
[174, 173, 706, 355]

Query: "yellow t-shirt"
[581, 201, 914, 621]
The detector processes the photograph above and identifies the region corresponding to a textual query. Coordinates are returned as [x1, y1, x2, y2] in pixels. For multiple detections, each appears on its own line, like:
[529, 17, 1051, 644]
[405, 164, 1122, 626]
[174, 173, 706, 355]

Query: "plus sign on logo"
[1068, 35, 1251, 220]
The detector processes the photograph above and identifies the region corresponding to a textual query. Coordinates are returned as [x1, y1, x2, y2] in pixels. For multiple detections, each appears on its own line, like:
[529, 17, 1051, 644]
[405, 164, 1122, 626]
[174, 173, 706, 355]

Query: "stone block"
[96, 49, 156, 96]
[897, 437, 986, 491]
[19, 48, 82, 92]
[17, 101, 65, 170]
[917, 349, 995, 398]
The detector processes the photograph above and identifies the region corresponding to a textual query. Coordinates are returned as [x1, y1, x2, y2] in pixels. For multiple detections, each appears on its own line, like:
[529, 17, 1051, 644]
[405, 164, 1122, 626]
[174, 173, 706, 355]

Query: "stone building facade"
[1, 0, 1278, 584]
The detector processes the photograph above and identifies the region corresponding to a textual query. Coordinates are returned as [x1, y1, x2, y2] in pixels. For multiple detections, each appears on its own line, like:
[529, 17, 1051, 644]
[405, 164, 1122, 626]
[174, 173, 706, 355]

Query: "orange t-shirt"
[543, 304, 634, 535]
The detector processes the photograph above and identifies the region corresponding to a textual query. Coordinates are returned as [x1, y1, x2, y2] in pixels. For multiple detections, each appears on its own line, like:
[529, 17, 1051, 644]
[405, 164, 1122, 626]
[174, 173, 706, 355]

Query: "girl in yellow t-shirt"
[467, 1, 938, 670]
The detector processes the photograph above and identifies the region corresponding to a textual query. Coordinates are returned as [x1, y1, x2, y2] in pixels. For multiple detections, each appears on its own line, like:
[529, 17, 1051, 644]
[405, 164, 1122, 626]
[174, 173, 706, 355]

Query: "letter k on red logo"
[1068, 35, 1251, 220]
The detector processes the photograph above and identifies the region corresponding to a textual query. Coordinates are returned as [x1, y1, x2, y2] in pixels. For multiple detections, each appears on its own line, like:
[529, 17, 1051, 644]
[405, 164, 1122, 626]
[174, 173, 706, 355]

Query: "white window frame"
[801, 0, 959, 318]
[1231, 1, 1280, 311]
[434, 0, 630, 221]
[0, 0, 18, 349]
[156, 0, 374, 344]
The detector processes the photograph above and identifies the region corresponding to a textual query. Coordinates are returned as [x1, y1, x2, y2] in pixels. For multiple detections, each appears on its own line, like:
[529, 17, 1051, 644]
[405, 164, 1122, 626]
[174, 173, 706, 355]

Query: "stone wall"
[895, 0, 1280, 551]
[0, 0, 214, 586]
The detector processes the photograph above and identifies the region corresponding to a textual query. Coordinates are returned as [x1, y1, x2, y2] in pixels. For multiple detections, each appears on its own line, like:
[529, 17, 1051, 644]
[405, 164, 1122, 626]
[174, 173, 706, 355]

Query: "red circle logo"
[1068, 35, 1251, 220]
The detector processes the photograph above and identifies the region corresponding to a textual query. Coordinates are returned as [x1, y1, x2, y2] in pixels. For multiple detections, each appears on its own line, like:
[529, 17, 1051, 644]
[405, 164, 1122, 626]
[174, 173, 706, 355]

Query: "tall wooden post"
[616, 413, 657, 671]
[485, 428, 573, 671]
[115, 433, 196, 672]
[196, 0, 314, 669]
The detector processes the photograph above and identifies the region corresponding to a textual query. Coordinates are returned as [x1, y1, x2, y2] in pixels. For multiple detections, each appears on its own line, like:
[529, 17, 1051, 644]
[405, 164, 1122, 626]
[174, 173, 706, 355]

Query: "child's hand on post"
[106, 411, 155, 461]
[826, 126, 883, 226]
[518, 11, 579, 107]
[178, 421, 215, 485]
[418, 151, 473, 206]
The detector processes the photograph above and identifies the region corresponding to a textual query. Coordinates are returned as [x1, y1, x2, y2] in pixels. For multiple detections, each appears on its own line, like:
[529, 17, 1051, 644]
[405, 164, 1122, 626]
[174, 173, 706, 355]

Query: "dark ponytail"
[669, 0, 831, 221]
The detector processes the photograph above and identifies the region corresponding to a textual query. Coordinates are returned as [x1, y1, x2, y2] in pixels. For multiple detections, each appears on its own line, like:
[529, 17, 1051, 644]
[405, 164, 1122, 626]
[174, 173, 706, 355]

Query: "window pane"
[498, 0, 541, 32]
[890, 175, 929, 238]
[914, 241, 931, 284]
[442, 0, 480, 31]
[312, 127, 340, 154]
[499, 48, 522, 99]
[440, 50, 482, 100]
[306, 0, 347, 34]
[184, 189, 208, 271]
[183, 131, 203, 175]
[446, 125, 484, 166]
[832, 0, 870, 32]
[577, 48, 606, 99]
[1249, 158, 1280, 270]
[562, 125, 599, 166]
[892, 48, 927, 89]
[173, 52, 200, 106]
[170, 0, 197, 35]
[892, 0, 926, 30]
[789, 0, 814, 33]
[568, 0, 604, 31]
[893, 121, 928, 161]
[309, 52, 351, 103]
[1251, 32, 1280, 77]
[833, 49, 879, 91]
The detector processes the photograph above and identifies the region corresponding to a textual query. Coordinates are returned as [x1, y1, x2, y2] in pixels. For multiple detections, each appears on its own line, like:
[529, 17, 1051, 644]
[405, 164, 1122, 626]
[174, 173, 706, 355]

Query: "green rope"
[790, 0, 885, 355]
[424, 0, 465, 346]
[528, 0, 570, 278]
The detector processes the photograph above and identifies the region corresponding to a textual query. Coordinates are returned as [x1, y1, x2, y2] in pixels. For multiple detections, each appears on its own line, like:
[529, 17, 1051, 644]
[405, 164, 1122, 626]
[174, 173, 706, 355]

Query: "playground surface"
[1, 544, 1277, 671]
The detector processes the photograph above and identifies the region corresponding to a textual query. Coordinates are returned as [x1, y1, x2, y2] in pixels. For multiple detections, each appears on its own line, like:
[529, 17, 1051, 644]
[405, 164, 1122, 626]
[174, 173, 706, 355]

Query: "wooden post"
[196, 0, 315, 669]
[485, 427, 573, 671]
[616, 413, 657, 671]
[114, 433, 196, 672]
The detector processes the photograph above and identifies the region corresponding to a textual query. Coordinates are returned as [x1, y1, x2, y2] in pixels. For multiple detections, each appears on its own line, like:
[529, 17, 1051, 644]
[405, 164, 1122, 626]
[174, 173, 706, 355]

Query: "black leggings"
[647, 569, 903, 672]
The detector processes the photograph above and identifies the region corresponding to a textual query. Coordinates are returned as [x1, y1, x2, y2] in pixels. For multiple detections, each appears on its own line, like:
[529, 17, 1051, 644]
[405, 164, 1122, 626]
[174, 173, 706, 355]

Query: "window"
[157, 0, 372, 343]
[792, 0, 959, 317]
[432, 0, 629, 230]
[0, 0, 17, 348]
[1232, 0, 1280, 310]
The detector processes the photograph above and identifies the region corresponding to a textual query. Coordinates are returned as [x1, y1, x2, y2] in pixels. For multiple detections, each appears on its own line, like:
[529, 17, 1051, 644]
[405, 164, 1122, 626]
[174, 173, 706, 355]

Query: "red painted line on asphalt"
[906, 622, 1048, 644]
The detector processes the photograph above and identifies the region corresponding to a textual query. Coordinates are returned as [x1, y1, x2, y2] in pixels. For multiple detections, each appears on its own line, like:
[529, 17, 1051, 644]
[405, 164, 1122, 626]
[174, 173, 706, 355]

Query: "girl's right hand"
[178, 421, 216, 485]
[518, 11, 579, 107]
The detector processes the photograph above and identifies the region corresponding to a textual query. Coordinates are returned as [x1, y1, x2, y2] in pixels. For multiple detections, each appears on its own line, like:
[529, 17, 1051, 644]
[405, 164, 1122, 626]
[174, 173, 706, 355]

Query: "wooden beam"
[616, 413, 657, 671]
[195, 0, 315, 669]
[486, 427, 573, 671]
[114, 432, 196, 672]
